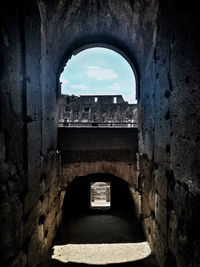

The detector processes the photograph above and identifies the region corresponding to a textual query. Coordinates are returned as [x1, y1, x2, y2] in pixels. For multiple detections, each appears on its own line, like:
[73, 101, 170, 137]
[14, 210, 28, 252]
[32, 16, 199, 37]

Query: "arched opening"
[57, 42, 139, 97]
[60, 45, 138, 101]
[50, 174, 155, 265]
[58, 46, 138, 128]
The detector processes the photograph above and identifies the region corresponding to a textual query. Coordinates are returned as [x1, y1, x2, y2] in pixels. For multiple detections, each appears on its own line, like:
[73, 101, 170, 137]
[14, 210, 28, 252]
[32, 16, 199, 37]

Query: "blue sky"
[60, 47, 137, 103]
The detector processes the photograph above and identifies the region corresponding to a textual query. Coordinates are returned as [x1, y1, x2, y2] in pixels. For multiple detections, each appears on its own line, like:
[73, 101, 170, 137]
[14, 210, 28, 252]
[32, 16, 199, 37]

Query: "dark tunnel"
[54, 173, 145, 245]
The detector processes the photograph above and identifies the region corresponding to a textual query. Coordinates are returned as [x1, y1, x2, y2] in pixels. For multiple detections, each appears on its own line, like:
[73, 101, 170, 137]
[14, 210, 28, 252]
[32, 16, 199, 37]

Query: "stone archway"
[57, 43, 139, 100]
[51, 173, 153, 265]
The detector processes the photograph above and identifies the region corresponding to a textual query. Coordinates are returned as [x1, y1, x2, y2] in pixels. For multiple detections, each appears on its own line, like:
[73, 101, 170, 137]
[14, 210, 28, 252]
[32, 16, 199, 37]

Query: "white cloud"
[60, 78, 69, 85]
[109, 83, 121, 90]
[70, 84, 88, 90]
[87, 66, 118, 80]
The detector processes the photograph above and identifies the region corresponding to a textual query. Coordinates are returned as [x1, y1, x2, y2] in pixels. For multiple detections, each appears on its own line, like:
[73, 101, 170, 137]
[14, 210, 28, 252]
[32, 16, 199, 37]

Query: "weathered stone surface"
[58, 127, 138, 163]
[58, 94, 137, 126]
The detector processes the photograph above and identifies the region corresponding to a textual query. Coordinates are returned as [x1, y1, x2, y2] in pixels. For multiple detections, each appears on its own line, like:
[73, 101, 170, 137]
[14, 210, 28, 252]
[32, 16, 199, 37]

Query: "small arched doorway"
[57, 173, 143, 244]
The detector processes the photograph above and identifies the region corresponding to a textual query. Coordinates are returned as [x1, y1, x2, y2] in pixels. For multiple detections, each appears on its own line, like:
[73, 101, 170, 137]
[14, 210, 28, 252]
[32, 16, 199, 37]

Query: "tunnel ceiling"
[38, 0, 159, 78]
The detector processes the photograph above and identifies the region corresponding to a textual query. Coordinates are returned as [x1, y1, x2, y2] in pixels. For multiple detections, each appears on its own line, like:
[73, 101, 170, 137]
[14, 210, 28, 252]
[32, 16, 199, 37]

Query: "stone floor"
[52, 242, 151, 264]
[55, 212, 145, 244]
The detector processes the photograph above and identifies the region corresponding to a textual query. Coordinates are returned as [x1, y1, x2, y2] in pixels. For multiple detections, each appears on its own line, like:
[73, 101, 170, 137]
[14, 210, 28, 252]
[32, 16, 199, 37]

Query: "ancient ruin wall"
[58, 94, 138, 126]
[0, 2, 64, 266]
[58, 127, 138, 185]
[138, 2, 200, 266]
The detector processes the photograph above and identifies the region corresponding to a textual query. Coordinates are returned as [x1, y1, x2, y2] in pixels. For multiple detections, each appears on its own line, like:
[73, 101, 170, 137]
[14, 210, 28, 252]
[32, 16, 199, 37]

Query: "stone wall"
[58, 128, 138, 162]
[0, 1, 63, 266]
[58, 127, 140, 227]
[138, 1, 200, 266]
[58, 127, 138, 185]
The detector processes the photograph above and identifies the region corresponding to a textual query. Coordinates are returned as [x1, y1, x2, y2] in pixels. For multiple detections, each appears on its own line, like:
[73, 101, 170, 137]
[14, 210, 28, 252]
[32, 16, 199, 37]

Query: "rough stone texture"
[58, 127, 140, 215]
[138, 1, 200, 266]
[0, 0, 200, 266]
[61, 161, 138, 188]
[58, 128, 138, 162]
[0, 2, 63, 266]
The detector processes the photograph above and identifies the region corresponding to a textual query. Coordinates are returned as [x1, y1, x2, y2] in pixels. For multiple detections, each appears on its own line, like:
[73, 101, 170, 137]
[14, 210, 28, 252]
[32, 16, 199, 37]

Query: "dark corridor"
[56, 174, 144, 244]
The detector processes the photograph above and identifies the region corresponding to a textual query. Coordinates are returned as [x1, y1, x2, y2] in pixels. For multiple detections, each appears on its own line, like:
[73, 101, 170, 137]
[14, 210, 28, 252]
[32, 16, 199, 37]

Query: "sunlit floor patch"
[52, 242, 151, 265]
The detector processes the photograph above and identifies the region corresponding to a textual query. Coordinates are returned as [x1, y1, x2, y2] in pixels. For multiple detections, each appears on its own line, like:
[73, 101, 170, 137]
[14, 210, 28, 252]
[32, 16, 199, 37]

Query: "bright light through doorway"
[90, 182, 111, 209]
